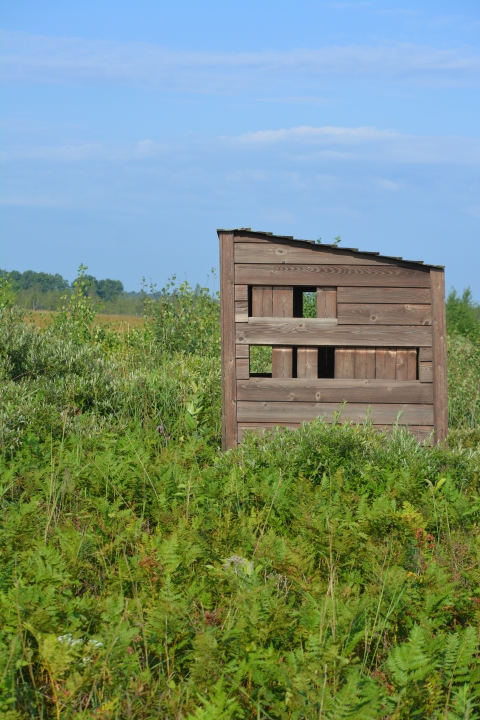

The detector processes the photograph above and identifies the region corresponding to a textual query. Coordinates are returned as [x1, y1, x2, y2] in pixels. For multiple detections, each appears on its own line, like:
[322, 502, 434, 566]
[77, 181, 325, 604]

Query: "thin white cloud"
[1, 31, 479, 92]
[3, 125, 480, 167]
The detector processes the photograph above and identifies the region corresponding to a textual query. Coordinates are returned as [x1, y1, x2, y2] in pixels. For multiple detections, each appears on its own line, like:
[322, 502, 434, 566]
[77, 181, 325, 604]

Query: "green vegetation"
[1, 271, 480, 718]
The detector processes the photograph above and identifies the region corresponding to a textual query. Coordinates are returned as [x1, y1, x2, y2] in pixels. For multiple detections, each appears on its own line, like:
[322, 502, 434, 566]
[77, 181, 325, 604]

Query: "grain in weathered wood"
[236, 320, 432, 347]
[233, 235, 269, 243]
[337, 303, 432, 325]
[317, 287, 337, 318]
[272, 287, 294, 317]
[337, 287, 431, 304]
[236, 358, 249, 380]
[373, 425, 434, 444]
[419, 347, 433, 361]
[234, 242, 402, 265]
[219, 231, 237, 450]
[297, 347, 318, 379]
[430, 269, 448, 442]
[237, 401, 434, 425]
[375, 349, 397, 380]
[236, 264, 431, 287]
[237, 422, 300, 442]
[234, 284, 248, 301]
[235, 300, 248, 322]
[236, 344, 249, 358]
[236, 378, 433, 404]
[251, 286, 273, 317]
[354, 348, 376, 379]
[419, 361, 433, 383]
[272, 346, 293, 378]
[396, 349, 417, 381]
[335, 348, 355, 378]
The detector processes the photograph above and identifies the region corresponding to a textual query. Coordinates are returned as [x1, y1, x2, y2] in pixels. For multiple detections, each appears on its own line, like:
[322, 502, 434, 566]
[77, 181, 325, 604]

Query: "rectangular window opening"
[250, 345, 272, 377]
[318, 347, 335, 378]
[293, 287, 317, 318]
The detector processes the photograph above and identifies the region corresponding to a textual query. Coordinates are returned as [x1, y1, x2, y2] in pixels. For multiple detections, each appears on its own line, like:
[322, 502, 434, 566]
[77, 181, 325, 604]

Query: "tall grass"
[1, 273, 480, 718]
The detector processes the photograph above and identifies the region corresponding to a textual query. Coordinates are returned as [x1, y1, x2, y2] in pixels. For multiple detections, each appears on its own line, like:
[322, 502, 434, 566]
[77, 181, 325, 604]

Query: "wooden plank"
[237, 402, 434, 425]
[373, 425, 434, 444]
[219, 231, 237, 450]
[337, 304, 431, 325]
[396, 350, 409, 381]
[354, 348, 375, 379]
[297, 348, 318, 379]
[234, 242, 403, 266]
[236, 358, 249, 380]
[233, 235, 269, 243]
[235, 300, 248, 322]
[317, 287, 337, 318]
[236, 320, 432, 347]
[419, 347, 433, 361]
[430, 269, 448, 443]
[251, 286, 273, 317]
[407, 349, 417, 380]
[419, 361, 433, 383]
[273, 287, 294, 317]
[238, 422, 300, 442]
[375, 349, 397, 380]
[338, 287, 431, 304]
[234, 284, 248, 301]
[236, 264, 431, 287]
[272, 347, 293, 378]
[237, 378, 434, 404]
[236, 344, 249, 358]
[335, 348, 355, 378]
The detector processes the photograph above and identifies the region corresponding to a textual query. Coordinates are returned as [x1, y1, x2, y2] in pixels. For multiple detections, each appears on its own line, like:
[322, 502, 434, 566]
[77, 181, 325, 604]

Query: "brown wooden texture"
[375, 349, 397, 380]
[234, 284, 248, 301]
[272, 347, 293, 378]
[396, 349, 417, 381]
[236, 320, 432, 346]
[337, 303, 431, 325]
[272, 287, 294, 317]
[430, 269, 448, 442]
[236, 358, 249, 380]
[236, 264, 431, 287]
[419, 361, 433, 382]
[237, 378, 433, 404]
[234, 242, 402, 265]
[354, 348, 376, 379]
[237, 401, 434, 425]
[335, 348, 355, 378]
[234, 300, 248, 322]
[374, 425, 434, 444]
[238, 423, 300, 442]
[419, 347, 433, 361]
[233, 235, 270, 243]
[337, 287, 431, 304]
[251, 286, 273, 317]
[236, 344, 249, 358]
[219, 232, 237, 449]
[317, 288, 337, 318]
[297, 348, 318, 379]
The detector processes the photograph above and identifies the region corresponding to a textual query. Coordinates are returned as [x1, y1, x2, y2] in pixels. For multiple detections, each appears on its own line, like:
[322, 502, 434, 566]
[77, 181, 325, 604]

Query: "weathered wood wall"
[220, 230, 447, 448]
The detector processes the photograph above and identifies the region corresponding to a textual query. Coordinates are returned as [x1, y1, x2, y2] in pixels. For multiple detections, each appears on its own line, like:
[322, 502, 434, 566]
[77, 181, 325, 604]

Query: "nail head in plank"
[236, 264, 431, 287]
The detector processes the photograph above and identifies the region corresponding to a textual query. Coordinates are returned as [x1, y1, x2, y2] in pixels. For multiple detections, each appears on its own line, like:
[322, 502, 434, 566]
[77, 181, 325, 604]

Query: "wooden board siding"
[395, 349, 417, 381]
[236, 320, 432, 347]
[317, 288, 337, 318]
[234, 242, 407, 266]
[219, 231, 237, 450]
[375, 349, 397, 380]
[431, 268, 448, 442]
[236, 264, 431, 287]
[273, 286, 294, 317]
[272, 346, 293, 378]
[252, 286, 273, 317]
[335, 349, 355, 379]
[297, 347, 318, 378]
[354, 348, 376, 379]
[234, 284, 249, 301]
[236, 344, 249, 358]
[235, 300, 248, 322]
[419, 361, 433, 382]
[337, 304, 431, 325]
[237, 401, 434, 425]
[337, 287, 431, 304]
[237, 378, 433, 404]
[419, 347, 433, 361]
[236, 358, 249, 380]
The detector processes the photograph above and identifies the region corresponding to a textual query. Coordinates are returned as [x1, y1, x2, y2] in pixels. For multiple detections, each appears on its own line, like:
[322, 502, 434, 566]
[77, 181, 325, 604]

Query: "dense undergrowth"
[1, 272, 480, 719]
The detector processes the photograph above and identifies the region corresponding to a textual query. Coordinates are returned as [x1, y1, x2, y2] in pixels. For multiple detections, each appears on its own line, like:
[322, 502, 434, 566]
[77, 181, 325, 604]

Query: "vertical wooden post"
[272, 287, 293, 378]
[219, 232, 237, 450]
[430, 268, 448, 443]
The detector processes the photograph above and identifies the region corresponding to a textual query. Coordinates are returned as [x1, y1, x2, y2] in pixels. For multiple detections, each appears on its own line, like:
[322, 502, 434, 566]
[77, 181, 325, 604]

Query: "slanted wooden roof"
[217, 228, 444, 269]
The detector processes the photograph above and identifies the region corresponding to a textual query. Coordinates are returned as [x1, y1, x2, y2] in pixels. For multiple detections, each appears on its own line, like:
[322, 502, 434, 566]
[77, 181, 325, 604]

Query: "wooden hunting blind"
[218, 228, 447, 449]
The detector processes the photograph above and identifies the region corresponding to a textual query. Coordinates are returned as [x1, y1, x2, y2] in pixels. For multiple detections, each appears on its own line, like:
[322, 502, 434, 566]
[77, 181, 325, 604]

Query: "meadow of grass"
[1, 269, 480, 719]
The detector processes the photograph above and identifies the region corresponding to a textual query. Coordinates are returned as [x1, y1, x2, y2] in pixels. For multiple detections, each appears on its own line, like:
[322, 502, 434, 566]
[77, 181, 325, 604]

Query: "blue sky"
[1, 0, 479, 294]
